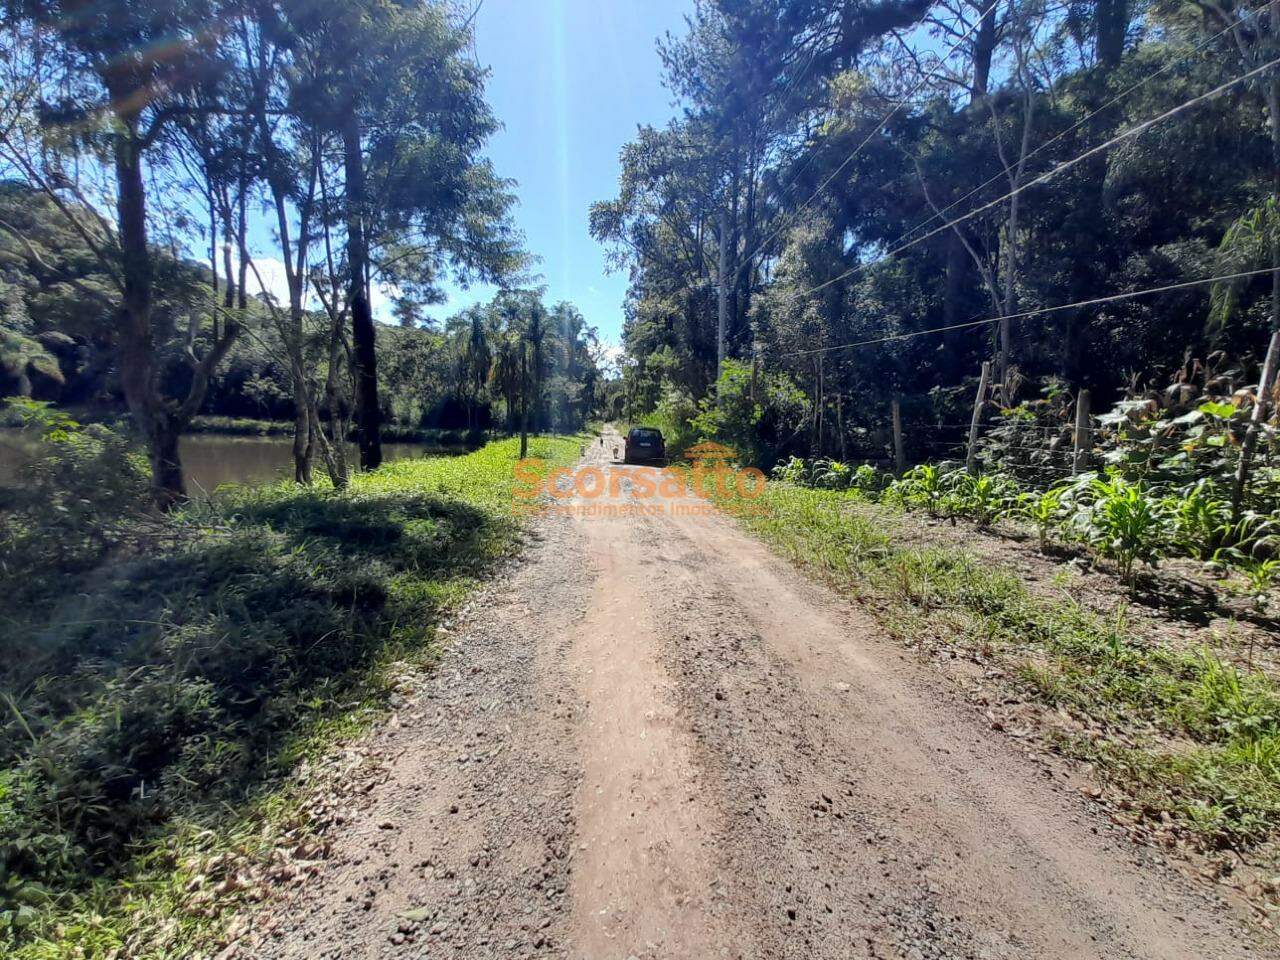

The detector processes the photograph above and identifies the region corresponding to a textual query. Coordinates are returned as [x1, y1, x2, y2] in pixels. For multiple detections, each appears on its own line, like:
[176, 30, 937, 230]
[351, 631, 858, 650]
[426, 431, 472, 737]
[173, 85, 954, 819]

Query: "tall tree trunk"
[519, 346, 529, 459]
[321, 311, 351, 489]
[941, 236, 971, 371]
[221, 188, 236, 311]
[343, 108, 382, 471]
[1095, 0, 1127, 69]
[114, 113, 185, 509]
[717, 204, 730, 385]
[942, 0, 999, 372]
[999, 211, 1018, 402]
[970, 0, 998, 99]
[291, 371, 313, 485]
[996, 52, 1035, 406]
[1063, 0, 1128, 387]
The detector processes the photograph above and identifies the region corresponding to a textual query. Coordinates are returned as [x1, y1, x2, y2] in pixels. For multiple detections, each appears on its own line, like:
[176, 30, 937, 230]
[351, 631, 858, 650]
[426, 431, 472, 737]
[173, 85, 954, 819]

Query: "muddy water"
[0, 428, 465, 491]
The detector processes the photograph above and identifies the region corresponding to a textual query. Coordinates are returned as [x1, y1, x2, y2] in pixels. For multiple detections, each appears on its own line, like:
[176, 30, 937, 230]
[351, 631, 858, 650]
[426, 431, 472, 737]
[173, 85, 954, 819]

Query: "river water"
[0, 428, 465, 492]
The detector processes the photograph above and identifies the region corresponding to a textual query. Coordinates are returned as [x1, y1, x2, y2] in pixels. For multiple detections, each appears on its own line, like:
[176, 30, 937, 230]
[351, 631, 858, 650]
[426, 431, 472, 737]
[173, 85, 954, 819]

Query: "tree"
[0, 0, 243, 508]
[281, 0, 523, 470]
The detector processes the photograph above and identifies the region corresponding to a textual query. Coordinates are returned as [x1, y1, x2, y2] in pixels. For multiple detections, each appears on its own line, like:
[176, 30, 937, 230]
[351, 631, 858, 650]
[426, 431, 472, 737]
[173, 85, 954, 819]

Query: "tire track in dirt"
[566, 507, 742, 959]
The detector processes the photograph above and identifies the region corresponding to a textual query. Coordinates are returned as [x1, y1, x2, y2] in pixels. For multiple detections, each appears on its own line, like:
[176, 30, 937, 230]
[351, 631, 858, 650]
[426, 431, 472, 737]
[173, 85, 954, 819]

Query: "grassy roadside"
[715, 481, 1280, 905]
[0, 435, 583, 959]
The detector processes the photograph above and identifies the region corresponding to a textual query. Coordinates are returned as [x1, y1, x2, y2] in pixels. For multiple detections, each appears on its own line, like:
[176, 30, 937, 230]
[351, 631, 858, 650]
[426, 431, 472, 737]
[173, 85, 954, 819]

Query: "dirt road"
[251, 429, 1272, 959]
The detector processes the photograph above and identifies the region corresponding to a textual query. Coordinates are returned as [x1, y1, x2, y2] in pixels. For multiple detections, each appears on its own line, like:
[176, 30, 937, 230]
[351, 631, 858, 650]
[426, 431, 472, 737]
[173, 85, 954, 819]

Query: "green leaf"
[1198, 401, 1237, 420]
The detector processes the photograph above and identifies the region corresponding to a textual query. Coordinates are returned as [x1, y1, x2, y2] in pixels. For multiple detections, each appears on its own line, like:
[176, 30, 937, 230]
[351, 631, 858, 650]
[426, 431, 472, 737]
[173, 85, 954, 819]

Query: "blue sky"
[241, 1, 692, 351]
[423, 0, 693, 344]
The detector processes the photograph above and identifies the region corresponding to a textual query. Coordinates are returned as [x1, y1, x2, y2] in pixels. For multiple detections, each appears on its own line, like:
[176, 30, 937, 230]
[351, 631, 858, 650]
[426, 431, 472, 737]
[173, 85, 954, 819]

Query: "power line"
[780, 266, 1280, 358]
[888, 11, 1257, 252]
[733, 0, 1003, 277]
[794, 55, 1280, 301]
[737, 4, 1253, 284]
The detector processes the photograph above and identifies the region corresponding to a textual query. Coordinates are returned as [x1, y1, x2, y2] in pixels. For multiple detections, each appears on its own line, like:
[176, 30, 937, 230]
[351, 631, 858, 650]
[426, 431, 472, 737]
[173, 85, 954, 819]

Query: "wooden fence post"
[966, 361, 991, 475]
[892, 394, 905, 476]
[1072, 388, 1092, 476]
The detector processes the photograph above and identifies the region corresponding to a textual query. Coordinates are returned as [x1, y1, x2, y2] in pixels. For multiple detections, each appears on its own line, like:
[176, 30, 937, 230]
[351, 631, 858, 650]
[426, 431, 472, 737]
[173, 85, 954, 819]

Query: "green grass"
[0, 435, 582, 958]
[717, 481, 1280, 851]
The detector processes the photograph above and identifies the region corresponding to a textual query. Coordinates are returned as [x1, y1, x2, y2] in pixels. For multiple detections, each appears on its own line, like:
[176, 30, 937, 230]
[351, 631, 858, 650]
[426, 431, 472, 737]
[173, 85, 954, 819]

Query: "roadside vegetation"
[767, 376, 1280, 598]
[699, 377, 1280, 917]
[0, 403, 581, 958]
[714, 474, 1280, 899]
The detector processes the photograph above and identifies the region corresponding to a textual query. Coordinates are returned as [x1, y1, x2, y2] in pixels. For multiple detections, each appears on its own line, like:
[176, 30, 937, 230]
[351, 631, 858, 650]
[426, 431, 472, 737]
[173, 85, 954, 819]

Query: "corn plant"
[888, 464, 946, 516]
[1078, 475, 1167, 584]
[1164, 481, 1233, 561]
[811, 458, 854, 490]
[1022, 486, 1067, 551]
[945, 472, 1022, 527]
[851, 463, 882, 493]
[771, 456, 810, 485]
[1240, 558, 1280, 615]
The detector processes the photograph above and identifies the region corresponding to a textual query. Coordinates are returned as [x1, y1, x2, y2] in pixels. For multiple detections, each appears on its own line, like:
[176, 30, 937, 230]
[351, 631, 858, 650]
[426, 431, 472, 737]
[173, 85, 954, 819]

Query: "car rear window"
[630, 429, 662, 442]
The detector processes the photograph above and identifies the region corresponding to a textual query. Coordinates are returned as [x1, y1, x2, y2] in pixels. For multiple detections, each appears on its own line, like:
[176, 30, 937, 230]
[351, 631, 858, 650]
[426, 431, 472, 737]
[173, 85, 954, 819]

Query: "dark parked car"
[623, 427, 666, 464]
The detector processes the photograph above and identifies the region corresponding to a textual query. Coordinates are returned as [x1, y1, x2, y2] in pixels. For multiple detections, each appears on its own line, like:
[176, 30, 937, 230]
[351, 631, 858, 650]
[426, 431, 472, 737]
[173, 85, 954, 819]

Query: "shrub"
[688, 359, 809, 468]
[636, 385, 700, 459]
[0, 400, 149, 601]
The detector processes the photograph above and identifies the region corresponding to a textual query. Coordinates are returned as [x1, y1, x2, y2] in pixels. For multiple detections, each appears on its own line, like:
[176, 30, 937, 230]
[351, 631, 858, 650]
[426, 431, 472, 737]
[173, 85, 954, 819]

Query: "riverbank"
[0, 434, 585, 959]
[186, 415, 490, 447]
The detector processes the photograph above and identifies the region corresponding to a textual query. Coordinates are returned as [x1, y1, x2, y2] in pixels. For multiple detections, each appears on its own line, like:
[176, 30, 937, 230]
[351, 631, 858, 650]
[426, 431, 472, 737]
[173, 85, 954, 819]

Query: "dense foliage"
[597, 0, 1280, 497]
